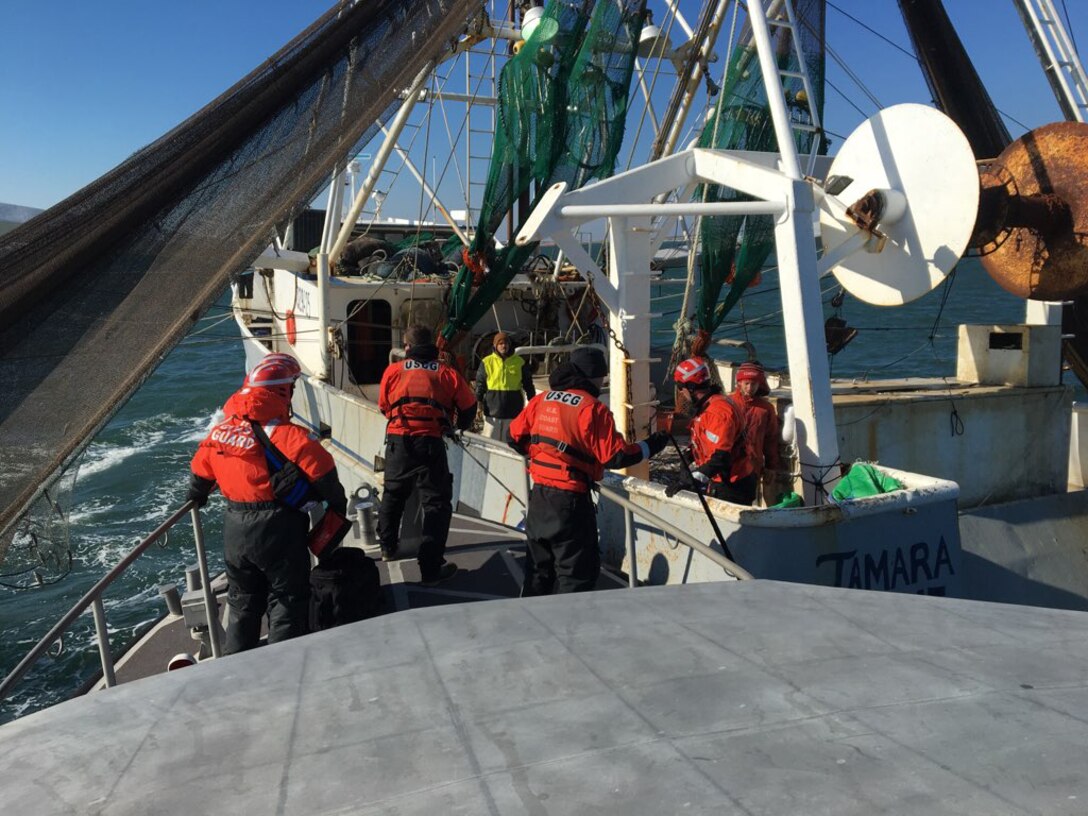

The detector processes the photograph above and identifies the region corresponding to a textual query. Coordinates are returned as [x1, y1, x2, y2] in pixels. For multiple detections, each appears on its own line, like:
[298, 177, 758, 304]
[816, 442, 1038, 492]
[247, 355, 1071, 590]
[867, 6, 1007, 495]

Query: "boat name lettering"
[295, 289, 310, 316]
[544, 391, 583, 406]
[404, 360, 440, 371]
[815, 536, 955, 593]
[211, 428, 257, 449]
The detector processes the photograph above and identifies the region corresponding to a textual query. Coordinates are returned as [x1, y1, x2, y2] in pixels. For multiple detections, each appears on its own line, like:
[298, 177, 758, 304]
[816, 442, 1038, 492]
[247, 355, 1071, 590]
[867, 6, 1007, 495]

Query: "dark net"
[897, 0, 1011, 160]
[444, 0, 594, 342]
[0, 0, 479, 547]
[694, 0, 826, 341]
[444, 0, 645, 342]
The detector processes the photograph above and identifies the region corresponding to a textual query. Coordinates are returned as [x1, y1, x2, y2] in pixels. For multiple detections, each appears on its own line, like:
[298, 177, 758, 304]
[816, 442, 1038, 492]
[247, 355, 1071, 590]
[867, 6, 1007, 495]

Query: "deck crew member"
[377, 325, 477, 585]
[187, 353, 347, 654]
[730, 361, 782, 502]
[475, 331, 535, 441]
[507, 347, 669, 595]
[667, 356, 755, 505]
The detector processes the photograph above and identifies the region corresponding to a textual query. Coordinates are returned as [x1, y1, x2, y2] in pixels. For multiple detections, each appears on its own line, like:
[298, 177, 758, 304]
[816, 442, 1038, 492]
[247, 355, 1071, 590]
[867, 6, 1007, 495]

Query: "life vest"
[379, 358, 472, 437]
[514, 389, 617, 493]
[691, 393, 753, 483]
[482, 353, 525, 392]
[191, 417, 335, 503]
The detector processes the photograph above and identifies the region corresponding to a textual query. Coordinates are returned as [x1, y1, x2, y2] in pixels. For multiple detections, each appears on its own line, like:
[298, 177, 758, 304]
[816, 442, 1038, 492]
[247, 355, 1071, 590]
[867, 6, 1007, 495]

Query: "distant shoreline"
[0, 202, 43, 236]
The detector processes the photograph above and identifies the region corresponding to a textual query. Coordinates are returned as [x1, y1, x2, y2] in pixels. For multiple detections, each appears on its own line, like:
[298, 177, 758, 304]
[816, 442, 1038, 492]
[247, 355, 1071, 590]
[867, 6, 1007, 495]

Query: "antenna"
[817, 104, 979, 306]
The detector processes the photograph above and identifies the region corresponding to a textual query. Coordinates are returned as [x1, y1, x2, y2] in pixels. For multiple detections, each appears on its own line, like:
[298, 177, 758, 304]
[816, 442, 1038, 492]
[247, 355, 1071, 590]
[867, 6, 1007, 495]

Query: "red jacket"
[732, 390, 780, 476]
[509, 388, 632, 493]
[190, 387, 335, 502]
[379, 357, 476, 437]
[691, 393, 753, 484]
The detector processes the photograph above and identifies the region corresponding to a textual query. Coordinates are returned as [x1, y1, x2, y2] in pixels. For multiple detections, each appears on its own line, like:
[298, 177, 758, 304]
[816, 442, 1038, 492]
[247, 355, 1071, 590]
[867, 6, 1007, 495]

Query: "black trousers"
[708, 473, 757, 506]
[222, 503, 311, 654]
[377, 435, 453, 579]
[523, 484, 600, 596]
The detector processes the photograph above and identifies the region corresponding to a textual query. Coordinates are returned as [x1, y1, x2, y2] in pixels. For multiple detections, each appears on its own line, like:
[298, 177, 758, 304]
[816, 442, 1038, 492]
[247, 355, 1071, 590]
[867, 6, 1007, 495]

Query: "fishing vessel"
[226, 0, 1088, 605]
[3, 0, 1088, 810]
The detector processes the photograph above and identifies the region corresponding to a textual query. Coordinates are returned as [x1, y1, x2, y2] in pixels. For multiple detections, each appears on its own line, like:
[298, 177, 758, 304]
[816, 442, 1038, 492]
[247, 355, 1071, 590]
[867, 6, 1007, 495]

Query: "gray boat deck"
[4, 580, 1088, 814]
[105, 515, 627, 687]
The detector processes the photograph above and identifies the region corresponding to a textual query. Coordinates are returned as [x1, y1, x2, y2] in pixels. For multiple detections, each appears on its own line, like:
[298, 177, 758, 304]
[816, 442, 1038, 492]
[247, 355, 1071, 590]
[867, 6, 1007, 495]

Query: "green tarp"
[831, 463, 904, 502]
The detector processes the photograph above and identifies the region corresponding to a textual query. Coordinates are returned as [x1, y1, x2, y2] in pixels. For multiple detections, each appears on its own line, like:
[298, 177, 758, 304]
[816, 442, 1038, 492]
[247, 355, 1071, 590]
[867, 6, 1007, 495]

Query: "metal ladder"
[465, 35, 500, 236]
[763, 0, 825, 174]
[1014, 0, 1088, 123]
[357, 119, 424, 223]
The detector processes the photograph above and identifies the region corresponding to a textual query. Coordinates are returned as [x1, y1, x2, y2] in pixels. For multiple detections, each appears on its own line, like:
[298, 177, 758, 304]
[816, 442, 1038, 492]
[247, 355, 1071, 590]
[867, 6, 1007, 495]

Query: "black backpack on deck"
[310, 547, 383, 631]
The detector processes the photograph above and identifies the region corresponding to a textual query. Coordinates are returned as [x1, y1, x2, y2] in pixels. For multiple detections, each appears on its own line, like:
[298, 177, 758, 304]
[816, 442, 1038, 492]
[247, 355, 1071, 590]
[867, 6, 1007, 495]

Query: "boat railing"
[454, 434, 750, 583]
[596, 484, 753, 584]
[0, 502, 221, 705]
[0, 471, 748, 709]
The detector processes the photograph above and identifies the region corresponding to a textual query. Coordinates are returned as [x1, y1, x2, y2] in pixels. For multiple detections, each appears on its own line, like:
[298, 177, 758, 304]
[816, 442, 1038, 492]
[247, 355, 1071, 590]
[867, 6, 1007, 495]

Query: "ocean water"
[0, 294, 244, 724]
[0, 260, 1071, 723]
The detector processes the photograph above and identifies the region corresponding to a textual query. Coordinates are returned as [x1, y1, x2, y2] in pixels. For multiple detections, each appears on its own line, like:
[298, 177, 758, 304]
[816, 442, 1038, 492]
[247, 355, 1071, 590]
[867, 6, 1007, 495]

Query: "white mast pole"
[749, 0, 840, 499]
[312, 170, 344, 382]
[607, 216, 655, 480]
[329, 61, 436, 266]
[748, 0, 802, 181]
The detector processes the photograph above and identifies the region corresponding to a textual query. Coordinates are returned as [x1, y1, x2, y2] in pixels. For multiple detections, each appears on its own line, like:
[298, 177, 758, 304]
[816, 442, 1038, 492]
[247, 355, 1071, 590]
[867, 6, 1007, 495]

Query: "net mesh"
[443, 0, 645, 342]
[0, 0, 479, 546]
[694, 0, 826, 339]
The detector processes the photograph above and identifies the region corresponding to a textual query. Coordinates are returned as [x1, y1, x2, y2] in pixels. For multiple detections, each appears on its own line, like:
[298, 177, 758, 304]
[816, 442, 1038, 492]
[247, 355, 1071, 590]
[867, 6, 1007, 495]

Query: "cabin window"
[346, 299, 392, 384]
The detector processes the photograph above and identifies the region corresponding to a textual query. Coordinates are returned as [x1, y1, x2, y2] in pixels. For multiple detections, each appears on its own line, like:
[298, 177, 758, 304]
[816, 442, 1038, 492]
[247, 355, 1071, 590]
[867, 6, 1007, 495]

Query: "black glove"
[186, 474, 214, 508]
[645, 431, 670, 457]
[664, 473, 697, 497]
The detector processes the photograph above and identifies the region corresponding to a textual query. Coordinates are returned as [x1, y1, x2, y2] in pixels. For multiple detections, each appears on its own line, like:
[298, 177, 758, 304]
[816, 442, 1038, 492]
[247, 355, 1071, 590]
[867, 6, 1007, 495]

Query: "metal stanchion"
[91, 597, 117, 688]
[624, 507, 638, 588]
[190, 508, 223, 658]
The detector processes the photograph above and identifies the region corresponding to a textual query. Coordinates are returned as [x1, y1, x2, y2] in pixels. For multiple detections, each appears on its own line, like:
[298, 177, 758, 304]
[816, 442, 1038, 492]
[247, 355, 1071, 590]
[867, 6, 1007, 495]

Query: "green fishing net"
[443, 0, 645, 341]
[695, 0, 826, 335]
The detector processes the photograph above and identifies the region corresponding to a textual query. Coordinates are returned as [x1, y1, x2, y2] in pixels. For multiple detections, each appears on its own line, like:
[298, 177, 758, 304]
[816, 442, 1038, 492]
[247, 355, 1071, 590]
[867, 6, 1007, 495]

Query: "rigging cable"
[826, 0, 916, 59]
[1060, 0, 1080, 55]
[622, 3, 685, 172]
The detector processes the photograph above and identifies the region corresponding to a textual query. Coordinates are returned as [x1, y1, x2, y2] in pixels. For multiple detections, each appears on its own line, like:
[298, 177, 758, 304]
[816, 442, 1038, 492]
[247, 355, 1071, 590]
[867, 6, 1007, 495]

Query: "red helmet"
[245, 353, 302, 398]
[673, 357, 711, 386]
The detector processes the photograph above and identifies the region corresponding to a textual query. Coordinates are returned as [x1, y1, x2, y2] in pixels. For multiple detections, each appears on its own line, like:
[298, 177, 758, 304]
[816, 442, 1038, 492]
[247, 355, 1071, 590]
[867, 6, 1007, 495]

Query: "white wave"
[68, 498, 114, 525]
[75, 412, 215, 485]
[131, 428, 167, 450]
[78, 445, 143, 478]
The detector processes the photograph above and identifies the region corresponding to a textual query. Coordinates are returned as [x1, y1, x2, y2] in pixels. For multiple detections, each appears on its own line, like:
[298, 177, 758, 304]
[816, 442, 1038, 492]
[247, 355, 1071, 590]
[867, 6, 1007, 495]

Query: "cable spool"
[971, 121, 1088, 300]
[818, 104, 979, 306]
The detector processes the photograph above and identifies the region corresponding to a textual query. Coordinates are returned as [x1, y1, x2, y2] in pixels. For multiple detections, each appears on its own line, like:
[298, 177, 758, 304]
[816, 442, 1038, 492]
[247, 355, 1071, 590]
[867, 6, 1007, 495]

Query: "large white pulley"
[819, 103, 979, 306]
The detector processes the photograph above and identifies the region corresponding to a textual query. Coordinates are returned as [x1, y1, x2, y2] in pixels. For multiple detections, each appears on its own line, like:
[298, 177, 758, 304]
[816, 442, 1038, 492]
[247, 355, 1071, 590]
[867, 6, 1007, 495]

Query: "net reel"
[816, 103, 980, 307]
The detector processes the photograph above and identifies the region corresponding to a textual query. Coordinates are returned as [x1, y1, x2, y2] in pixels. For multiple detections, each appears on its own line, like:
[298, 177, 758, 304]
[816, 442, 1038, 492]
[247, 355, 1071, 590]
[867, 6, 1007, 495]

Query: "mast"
[1012, 0, 1088, 123]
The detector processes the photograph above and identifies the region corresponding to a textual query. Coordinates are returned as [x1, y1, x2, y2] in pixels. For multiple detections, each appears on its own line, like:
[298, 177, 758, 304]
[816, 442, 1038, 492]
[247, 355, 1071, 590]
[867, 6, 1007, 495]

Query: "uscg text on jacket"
[544, 391, 583, 406]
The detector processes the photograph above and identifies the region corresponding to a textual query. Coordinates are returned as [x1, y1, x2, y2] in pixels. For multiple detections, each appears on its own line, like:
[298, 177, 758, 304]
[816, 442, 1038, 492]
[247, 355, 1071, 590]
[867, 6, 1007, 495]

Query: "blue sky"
[0, 0, 1082, 210]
